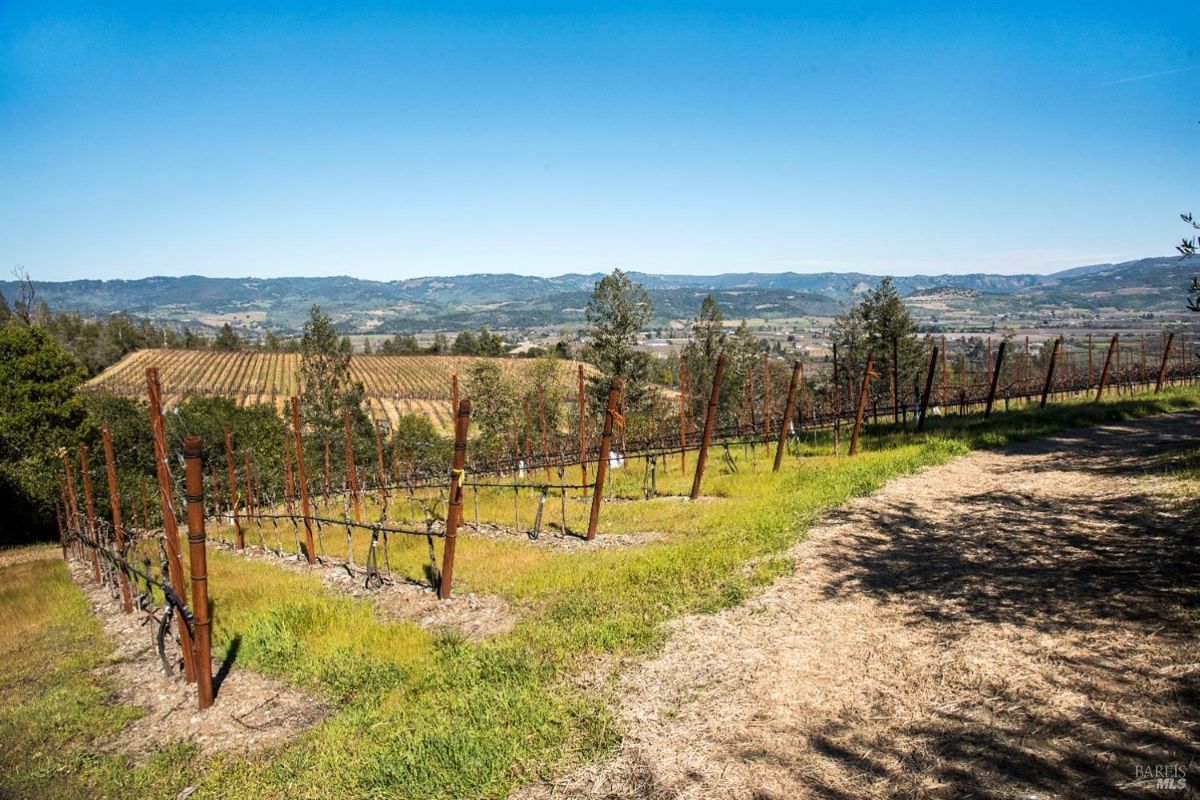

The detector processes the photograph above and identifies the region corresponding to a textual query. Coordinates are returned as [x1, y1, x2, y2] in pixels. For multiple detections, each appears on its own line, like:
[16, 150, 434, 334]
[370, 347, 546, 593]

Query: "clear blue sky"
[1, 2, 1195, 281]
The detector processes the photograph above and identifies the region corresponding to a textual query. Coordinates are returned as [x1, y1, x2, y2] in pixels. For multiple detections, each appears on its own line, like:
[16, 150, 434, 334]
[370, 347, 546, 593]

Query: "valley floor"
[517, 413, 1200, 800]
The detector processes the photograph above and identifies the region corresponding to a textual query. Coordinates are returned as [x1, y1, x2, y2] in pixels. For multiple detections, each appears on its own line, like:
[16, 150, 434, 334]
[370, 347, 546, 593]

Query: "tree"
[451, 330, 479, 356]
[299, 305, 363, 433]
[379, 333, 421, 355]
[0, 324, 85, 544]
[831, 277, 922, 410]
[1180, 213, 1200, 311]
[213, 323, 242, 351]
[362, 337, 373, 354]
[430, 332, 449, 354]
[584, 269, 653, 404]
[264, 330, 283, 351]
[464, 359, 517, 456]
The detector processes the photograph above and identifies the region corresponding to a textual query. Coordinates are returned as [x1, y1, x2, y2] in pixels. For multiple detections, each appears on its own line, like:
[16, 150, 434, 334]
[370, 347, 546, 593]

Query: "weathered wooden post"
[773, 360, 802, 472]
[343, 407, 362, 522]
[939, 335, 948, 408]
[439, 399, 471, 600]
[60, 456, 83, 561]
[539, 385, 549, 480]
[848, 354, 874, 456]
[78, 445, 101, 584]
[832, 344, 841, 453]
[690, 354, 727, 500]
[1039, 338, 1060, 409]
[984, 340, 1007, 419]
[891, 336, 900, 424]
[678, 361, 688, 473]
[222, 428, 244, 549]
[917, 345, 939, 432]
[576, 365, 589, 499]
[325, 436, 334, 496]
[372, 419, 388, 507]
[101, 427, 133, 612]
[242, 451, 255, 523]
[55, 504, 67, 561]
[587, 378, 621, 539]
[290, 399, 317, 564]
[182, 437, 215, 710]
[762, 352, 772, 438]
[1155, 333, 1175, 394]
[145, 367, 196, 682]
[1095, 334, 1118, 402]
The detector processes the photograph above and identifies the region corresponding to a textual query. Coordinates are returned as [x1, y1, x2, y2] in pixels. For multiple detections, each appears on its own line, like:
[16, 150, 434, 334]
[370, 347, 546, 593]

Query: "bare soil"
[213, 541, 517, 640]
[68, 561, 326, 759]
[516, 412, 1200, 800]
[463, 522, 665, 552]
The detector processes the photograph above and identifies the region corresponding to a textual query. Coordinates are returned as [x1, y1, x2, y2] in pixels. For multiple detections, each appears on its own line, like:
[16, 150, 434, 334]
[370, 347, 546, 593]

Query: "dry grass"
[516, 413, 1200, 800]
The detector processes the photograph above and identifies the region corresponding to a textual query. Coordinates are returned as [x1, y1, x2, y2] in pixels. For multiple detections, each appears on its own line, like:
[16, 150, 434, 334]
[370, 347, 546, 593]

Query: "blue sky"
[1, 2, 1195, 281]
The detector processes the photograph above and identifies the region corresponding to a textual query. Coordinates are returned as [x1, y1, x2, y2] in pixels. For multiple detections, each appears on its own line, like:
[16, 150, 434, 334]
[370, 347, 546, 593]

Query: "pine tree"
[681, 295, 727, 418]
[299, 305, 363, 433]
[584, 269, 653, 406]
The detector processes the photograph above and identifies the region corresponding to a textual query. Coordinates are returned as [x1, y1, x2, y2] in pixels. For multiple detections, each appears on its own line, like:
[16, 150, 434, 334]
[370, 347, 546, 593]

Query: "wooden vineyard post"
[848, 354, 874, 456]
[77, 445, 101, 584]
[588, 378, 621, 539]
[891, 336, 900, 424]
[1156, 333, 1175, 394]
[939, 335, 948, 408]
[832, 344, 842, 452]
[679, 361, 688, 473]
[773, 360, 802, 472]
[343, 407, 362, 522]
[222, 428, 244, 549]
[1040, 338, 1060, 409]
[439, 399, 471, 600]
[578, 365, 588, 499]
[55, 505, 67, 562]
[282, 430, 296, 516]
[1087, 333, 1094, 388]
[690, 354, 727, 500]
[324, 436, 333, 496]
[242, 451, 255, 523]
[917, 345, 939, 433]
[539, 386, 549, 480]
[182, 437, 215, 710]
[762, 352, 772, 438]
[1095, 334, 1118, 402]
[984, 340, 1006, 418]
[373, 420, 388, 508]
[61, 462, 80, 535]
[290, 399, 317, 564]
[101, 427, 134, 612]
[146, 368, 197, 682]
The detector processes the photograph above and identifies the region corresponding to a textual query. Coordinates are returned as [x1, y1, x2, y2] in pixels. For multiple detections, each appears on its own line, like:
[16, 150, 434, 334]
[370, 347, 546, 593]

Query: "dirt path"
[519, 413, 1200, 800]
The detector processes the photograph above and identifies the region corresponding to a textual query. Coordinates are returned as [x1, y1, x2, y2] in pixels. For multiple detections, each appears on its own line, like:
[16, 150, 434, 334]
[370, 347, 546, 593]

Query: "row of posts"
[59, 367, 213, 710]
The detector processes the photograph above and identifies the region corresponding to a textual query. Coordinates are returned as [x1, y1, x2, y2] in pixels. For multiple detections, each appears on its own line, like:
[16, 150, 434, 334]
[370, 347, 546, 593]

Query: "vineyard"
[17, 328, 1200, 799]
[86, 349, 595, 432]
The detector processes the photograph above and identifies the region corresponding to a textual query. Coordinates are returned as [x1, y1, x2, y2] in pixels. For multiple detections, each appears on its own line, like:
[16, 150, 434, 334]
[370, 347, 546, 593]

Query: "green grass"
[3, 386, 1199, 799]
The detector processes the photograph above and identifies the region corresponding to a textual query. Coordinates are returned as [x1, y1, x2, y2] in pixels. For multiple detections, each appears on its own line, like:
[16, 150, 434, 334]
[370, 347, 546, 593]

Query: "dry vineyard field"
[86, 349, 595, 433]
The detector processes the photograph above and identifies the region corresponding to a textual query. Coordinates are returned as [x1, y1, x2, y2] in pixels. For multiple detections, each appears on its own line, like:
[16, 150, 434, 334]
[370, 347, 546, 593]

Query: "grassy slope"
[2, 389, 1198, 799]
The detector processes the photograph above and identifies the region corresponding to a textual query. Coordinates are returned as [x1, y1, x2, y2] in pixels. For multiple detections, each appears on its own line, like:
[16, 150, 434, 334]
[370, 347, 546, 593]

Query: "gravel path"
[518, 412, 1200, 800]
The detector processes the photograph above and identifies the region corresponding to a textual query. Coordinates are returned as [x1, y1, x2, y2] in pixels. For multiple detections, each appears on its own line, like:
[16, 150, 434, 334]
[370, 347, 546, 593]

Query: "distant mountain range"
[2, 256, 1194, 334]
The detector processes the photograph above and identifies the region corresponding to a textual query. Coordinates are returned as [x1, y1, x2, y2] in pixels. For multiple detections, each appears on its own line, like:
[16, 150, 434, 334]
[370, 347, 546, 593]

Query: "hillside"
[86, 349, 593, 433]
[3, 256, 1193, 334]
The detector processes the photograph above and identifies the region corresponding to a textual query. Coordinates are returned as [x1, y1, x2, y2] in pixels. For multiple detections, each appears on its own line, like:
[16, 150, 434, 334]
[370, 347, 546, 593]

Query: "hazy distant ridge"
[1, 256, 1188, 333]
